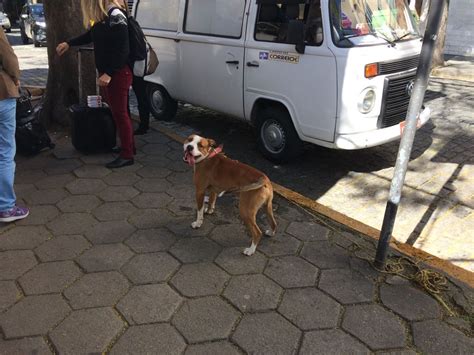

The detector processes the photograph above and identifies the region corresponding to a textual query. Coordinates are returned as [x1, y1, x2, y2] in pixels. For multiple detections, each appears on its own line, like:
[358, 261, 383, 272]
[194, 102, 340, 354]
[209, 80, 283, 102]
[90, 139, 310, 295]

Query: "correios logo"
[406, 80, 415, 97]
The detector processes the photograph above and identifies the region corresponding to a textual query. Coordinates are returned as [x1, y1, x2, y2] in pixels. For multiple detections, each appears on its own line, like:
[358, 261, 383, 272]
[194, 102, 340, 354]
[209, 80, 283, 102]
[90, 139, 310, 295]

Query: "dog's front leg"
[191, 191, 205, 229]
[205, 192, 217, 215]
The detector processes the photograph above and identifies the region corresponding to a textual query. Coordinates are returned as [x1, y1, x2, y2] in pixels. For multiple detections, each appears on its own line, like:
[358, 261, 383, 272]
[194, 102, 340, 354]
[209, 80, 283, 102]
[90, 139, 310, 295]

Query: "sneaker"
[0, 206, 30, 223]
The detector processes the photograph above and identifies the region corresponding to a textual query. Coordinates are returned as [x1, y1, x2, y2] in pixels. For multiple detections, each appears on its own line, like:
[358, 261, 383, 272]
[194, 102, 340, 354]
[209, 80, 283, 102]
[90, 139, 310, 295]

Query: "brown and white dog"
[183, 134, 276, 256]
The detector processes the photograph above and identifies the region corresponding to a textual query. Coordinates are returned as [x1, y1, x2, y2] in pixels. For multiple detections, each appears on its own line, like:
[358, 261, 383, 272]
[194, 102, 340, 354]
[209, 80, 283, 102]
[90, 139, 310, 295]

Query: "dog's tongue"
[184, 151, 195, 166]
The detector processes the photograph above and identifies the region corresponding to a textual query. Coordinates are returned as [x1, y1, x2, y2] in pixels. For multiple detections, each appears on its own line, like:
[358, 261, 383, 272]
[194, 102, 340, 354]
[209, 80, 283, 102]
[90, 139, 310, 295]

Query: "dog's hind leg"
[240, 192, 264, 256]
[265, 185, 277, 237]
[205, 192, 217, 215]
[192, 191, 206, 229]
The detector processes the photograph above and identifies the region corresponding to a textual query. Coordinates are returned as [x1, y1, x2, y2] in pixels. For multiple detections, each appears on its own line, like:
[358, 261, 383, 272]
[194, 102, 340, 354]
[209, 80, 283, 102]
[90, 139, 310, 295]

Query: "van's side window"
[185, 0, 246, 38]
[136, 0, 179, 31]
[255, 0, 323, 46]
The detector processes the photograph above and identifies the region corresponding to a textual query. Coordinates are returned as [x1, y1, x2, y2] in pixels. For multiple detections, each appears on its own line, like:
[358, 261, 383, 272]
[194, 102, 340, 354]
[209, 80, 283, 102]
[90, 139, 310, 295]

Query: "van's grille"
[127, 0, 135, 11]
[379, 56, 419, 75]
[378, 72, 416, 128]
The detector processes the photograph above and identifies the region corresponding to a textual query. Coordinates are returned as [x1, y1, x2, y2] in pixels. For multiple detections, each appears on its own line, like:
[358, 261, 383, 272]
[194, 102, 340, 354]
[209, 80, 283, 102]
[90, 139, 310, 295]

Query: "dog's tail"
[234, 177, 265, 193]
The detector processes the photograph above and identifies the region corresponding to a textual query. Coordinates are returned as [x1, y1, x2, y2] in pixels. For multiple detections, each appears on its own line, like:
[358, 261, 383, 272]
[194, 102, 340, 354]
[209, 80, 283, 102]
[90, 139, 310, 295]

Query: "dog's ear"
[208, 139, 217, 148]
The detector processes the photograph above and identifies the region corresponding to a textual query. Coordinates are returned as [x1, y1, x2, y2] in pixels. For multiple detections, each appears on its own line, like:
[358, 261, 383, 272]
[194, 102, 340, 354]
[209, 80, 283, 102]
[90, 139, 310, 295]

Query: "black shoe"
[106, 157, 134, 169]
[134, 127, 148, 135]
[111, 146, 121, 154]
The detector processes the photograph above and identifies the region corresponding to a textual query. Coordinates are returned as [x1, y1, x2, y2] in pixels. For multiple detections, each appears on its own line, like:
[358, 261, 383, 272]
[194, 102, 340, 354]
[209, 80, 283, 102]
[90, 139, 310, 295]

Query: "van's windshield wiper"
[393, 32, 417, 43]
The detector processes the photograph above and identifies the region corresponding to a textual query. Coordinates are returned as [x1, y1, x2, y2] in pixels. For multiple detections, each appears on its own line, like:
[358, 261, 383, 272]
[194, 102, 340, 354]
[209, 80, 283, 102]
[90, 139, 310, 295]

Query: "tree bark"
[431, 0, 449, 68]
[42, 0, 95, 126]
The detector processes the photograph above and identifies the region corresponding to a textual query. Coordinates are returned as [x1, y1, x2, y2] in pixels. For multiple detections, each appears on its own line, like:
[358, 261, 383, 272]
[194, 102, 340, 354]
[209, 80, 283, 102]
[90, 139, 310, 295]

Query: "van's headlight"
[358, 88, 376, 114]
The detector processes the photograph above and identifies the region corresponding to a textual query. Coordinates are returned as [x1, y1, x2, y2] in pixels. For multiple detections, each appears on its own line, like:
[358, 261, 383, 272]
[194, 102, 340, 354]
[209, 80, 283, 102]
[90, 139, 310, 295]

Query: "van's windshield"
[329, 0, 420, 46]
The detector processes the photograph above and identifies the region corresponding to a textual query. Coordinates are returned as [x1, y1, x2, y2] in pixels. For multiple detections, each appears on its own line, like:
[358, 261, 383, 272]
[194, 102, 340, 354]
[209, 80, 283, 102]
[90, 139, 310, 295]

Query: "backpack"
[127, 14, 159, 77]
[16, 104, 55, 156]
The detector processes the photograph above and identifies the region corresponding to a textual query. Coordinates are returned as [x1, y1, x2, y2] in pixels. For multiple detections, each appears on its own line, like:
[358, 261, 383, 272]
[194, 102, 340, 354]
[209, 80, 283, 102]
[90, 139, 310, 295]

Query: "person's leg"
[133, 75, 150, 135]
[0, 98, 29, 222]
[105, 66, 134, 166]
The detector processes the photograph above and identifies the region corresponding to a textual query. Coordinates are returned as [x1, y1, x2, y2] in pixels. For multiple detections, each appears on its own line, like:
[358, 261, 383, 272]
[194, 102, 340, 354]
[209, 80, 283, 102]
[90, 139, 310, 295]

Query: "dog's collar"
[207, 145, 223, 159]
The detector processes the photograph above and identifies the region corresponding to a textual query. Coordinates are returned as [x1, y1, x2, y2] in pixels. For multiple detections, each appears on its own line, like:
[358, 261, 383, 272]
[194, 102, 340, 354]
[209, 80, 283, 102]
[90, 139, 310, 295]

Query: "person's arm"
[0, 31, 20, 85]
[67, 29, 93, 47]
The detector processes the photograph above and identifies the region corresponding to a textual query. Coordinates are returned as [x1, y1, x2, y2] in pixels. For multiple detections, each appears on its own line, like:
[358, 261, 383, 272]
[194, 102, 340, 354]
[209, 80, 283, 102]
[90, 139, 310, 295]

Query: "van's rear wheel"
[147, 84, 177, 121]
[256, 107, 303, 163]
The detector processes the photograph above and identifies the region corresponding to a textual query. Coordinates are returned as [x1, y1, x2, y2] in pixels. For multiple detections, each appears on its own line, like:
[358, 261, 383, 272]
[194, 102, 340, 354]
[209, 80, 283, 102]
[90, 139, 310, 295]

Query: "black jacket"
[68, 7, 129, 76]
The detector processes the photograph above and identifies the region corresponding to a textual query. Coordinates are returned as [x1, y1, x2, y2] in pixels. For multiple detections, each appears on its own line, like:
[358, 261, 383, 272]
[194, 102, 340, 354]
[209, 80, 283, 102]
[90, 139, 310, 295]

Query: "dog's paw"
[242, 247, 255, 256]
[205, 208, 215, 215]
[191, 221, 203, 229]
[265, 229, 276, 237]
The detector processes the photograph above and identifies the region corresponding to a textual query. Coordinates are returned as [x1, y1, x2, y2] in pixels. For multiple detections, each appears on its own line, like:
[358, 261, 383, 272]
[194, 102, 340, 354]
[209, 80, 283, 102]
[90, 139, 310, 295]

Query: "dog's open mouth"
[184, 151, 200, 166]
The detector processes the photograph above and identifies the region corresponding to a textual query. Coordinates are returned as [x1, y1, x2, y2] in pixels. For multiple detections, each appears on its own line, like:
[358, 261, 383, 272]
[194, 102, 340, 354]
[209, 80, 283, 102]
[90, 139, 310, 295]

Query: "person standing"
[56, 0, 135, 168]
[120, 0, 151, 135]
[0, 30, 29, 223]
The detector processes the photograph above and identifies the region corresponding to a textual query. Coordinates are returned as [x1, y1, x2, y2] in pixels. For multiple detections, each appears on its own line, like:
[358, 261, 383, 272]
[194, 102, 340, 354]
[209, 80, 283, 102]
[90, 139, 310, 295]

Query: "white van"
[129, 0, 430, 162]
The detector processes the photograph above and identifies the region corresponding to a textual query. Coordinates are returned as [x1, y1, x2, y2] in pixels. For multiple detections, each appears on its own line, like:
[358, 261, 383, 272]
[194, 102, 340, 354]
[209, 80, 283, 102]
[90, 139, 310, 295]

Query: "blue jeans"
[0, 98, 17, 212]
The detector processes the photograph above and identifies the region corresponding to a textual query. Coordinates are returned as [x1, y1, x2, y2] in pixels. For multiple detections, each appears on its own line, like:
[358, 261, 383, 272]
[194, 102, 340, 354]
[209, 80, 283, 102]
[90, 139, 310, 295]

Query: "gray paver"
[258, 234, 302, 257]
[0, 250, 37, 280]
[131, 192, 173, 209]
[167, 198, 197, 216]
[64, 271, 130, 309]
[56, 195, 101, 213]
[223, 274, 283, 312]
[412, 319, 474, 354]
[98, 186, 140, 202]
[50, 307, 125, 354]
[264, 256, 319, 288]
[0, 226, 51, 250]
[76, 244, 134, 272]
[134, 178, 173, 193]
[128, 208, 174, 229]
[301, 241, 351, 269]
[85, 220, 136, 244]
[318, 269, 375, 304]
[171, 263, 229, 297]
[232, 312, 301, 354]
[136, 166, 172, 178]
[74, 165, 111, 178]
[117, 284, 182, 324]
[278, 288, 342, 330]
[35, 235, 90, 262]
[35, 174, 75, 190]
[215, 247, 268, 275]
[47, 213, 98, 235]
[122, 252, 180, 284]
[299, 329, 370, 355]
[380, 284, 442, 321]
[173, 296, 240, 343]
[26, 189, 68, 205]
[169, 237, 221, 263]
[0, 281, 21, 312]
[286, 221, 330, 241]
[210, 224, 250, 247]
[110, 324, 186, 355]
[92, 202, 138, 222]
[125, 228, 177, 253]
[184, 341, 242, 355]
[167, 218, 216, 238]
[66, 178, 107, 194]
[104, 172, 141, 186]
[342, 304, 406, 350]
[0, 337, 52, 355]
[0, 294, 70, 338]
[18, 261, 82, 295]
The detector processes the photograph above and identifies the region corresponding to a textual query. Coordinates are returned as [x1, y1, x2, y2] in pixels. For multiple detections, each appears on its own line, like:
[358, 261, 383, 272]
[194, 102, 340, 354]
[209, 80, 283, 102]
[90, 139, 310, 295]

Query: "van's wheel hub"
[151, 91, 165, 114]
[262, 120, 286, 154]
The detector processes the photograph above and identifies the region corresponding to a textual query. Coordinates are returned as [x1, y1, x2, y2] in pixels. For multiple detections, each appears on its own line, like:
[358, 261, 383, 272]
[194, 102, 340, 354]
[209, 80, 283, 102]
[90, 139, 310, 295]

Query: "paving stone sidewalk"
[1, 128, 473, 354]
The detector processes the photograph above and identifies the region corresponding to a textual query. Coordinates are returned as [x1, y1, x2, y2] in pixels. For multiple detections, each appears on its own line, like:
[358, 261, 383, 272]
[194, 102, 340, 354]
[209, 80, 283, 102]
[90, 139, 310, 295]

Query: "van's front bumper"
[334, 106, 431, 150]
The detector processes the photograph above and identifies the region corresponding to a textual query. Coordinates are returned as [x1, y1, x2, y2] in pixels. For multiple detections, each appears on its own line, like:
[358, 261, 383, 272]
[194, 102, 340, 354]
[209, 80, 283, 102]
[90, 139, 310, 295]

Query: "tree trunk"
[42, 0, 95, 126]
[431, 0, 449, 68]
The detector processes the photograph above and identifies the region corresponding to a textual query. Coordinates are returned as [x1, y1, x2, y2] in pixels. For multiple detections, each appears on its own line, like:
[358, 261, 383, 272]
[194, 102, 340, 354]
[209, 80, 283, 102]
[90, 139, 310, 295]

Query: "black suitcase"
[69, 104, 116, 153]
[16, 105, 55, 156]
[69, 47, 116, 154]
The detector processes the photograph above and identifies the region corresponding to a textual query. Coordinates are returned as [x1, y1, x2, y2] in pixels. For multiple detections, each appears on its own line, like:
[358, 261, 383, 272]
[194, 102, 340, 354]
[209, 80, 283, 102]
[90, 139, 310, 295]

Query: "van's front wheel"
[147, 84, 178, 121]
[256, 107, 303, 163]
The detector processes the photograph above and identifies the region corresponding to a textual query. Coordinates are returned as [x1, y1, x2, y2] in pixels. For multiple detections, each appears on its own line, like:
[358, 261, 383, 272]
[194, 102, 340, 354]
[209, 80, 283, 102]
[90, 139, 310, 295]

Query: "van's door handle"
[226, 60, 239, 65]
[174, 39, 180, 42]
[246, 61, 259, 67]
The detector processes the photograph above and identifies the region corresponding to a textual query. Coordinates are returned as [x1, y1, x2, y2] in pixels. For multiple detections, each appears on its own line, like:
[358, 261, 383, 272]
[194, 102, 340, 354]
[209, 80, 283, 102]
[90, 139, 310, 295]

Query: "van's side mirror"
[288, 20, 306, 54]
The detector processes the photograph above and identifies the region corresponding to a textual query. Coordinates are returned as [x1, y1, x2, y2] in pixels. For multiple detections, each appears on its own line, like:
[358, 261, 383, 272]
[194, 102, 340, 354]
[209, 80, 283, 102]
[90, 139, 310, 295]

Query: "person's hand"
[56, 42, 70, 56]
[97, 73, 112, 87]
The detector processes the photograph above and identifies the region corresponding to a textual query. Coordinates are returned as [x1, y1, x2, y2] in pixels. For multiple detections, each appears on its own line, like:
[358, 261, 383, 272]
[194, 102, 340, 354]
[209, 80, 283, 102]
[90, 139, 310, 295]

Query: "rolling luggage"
[69, 47, 116, 154]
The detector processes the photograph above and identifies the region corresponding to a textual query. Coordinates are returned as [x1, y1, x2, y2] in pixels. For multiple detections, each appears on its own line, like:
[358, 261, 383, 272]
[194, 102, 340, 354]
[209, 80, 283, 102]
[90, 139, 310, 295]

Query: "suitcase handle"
[77, 46, 97, 102]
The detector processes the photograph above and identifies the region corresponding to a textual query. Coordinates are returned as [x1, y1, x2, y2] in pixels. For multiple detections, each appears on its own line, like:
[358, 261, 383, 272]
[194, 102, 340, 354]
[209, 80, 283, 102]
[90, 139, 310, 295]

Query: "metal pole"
[374, 0, 446, 269]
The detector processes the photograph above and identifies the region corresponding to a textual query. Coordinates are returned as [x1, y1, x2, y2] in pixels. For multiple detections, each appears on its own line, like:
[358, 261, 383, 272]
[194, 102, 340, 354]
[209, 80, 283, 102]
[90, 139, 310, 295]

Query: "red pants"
[102, 66, 134, 159]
